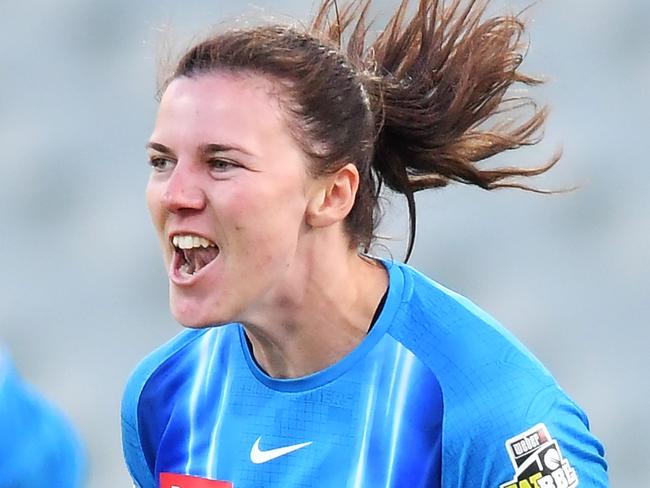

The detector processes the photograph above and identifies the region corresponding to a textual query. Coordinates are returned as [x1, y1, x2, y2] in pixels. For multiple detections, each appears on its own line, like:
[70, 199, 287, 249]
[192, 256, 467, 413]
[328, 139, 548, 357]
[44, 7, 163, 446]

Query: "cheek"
[224, 181, 307, 250]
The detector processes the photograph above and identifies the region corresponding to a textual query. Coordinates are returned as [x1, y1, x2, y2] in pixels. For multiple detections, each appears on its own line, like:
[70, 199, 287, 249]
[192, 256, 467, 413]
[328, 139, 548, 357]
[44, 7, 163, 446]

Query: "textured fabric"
[122, 260, 608, 488]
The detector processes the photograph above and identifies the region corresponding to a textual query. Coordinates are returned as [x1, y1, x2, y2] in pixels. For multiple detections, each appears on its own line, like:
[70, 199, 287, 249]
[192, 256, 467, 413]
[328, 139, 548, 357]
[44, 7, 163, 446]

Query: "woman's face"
[146, 72, 319, 327]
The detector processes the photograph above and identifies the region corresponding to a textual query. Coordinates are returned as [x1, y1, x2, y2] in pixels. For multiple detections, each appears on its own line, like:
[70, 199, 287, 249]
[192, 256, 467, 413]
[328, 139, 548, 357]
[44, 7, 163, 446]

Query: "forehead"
[152, 72, 294, 152]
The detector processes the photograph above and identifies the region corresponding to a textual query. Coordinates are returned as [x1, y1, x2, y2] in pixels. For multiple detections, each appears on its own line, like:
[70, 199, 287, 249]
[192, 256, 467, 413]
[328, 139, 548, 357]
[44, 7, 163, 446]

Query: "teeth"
[172, 234, 216, 249]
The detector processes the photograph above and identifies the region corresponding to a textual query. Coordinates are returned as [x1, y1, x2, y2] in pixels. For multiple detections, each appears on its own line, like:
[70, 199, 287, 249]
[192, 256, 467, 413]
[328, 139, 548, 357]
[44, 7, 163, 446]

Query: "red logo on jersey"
[160, 473, 233, 488]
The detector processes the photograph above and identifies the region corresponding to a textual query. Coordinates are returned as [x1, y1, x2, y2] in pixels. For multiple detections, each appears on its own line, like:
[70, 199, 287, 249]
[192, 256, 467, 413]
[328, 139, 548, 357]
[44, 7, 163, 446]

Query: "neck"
[239, 239, 388, 379]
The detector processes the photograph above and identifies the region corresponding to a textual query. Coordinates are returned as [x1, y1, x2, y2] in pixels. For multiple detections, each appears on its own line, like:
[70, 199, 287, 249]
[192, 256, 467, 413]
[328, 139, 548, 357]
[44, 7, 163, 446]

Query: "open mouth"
[171, 234, 220, 277]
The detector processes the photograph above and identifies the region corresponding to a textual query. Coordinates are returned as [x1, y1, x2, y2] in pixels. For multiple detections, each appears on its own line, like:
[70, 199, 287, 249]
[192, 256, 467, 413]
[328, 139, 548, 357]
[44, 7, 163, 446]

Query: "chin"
[177, 318, 213, 329]
[169, 293, 233, 329]
[170, 298, 211, 329]
[172, 310, 212, 328]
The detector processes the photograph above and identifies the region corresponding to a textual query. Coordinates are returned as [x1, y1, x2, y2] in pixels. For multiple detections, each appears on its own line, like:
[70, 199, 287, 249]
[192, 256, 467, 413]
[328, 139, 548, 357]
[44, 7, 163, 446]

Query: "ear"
[306, 163, 359, 228]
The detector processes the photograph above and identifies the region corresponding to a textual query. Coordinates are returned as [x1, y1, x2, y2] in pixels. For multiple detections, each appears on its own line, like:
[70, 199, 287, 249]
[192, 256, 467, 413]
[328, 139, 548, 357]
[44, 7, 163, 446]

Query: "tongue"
[182, 247, 219, 274]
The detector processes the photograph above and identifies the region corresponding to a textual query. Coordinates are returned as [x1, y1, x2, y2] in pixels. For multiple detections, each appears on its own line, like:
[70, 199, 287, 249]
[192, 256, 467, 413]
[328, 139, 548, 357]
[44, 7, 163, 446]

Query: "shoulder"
[387, 261, 557, 420]
[122, 327, 209, 417]
[385, 260, 553, 386]
[384, 261, 608, 487]
[120, 327, 211, 488]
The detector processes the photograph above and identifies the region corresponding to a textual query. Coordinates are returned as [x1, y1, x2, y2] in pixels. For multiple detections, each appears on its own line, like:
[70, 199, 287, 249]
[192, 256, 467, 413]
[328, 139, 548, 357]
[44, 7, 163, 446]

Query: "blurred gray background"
[1, 0, 647, 486]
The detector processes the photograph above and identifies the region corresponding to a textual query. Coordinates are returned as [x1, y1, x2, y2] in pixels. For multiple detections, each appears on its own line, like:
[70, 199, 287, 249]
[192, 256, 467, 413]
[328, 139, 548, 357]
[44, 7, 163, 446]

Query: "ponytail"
[312, 0, 559, 260]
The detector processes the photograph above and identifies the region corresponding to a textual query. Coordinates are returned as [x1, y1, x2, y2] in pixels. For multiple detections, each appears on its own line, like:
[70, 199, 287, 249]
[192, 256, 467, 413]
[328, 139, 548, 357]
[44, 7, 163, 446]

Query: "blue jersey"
[122, 260, 608, 487]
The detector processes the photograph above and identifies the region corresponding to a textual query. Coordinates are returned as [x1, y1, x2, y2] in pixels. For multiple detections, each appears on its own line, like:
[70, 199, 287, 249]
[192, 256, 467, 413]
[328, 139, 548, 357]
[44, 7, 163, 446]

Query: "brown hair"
[163, 0, 558, 260]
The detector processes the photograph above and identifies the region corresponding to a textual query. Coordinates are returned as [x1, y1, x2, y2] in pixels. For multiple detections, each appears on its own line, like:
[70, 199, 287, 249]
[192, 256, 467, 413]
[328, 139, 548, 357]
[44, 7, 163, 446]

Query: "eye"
[207, 158, 239, 172]
[148, 156, 175, 172]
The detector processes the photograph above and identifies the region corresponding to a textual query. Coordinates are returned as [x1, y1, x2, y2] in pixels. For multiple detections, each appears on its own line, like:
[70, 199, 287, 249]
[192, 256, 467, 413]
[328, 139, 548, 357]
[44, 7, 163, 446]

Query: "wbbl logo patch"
[500, 424, 579, 488]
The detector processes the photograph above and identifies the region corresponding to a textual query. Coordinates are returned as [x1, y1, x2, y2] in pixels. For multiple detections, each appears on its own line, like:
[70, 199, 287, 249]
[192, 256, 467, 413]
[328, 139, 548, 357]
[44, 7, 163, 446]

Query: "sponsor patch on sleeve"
[499, 423, 579, 488]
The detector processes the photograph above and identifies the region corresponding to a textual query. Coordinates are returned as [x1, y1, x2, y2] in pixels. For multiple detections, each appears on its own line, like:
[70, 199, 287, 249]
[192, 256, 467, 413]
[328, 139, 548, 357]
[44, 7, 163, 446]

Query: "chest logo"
[249, 436, 312, 464]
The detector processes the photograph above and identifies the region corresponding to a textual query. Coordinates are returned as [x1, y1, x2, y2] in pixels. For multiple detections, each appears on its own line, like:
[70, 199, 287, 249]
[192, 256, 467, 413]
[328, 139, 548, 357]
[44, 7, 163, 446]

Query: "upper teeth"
[172, 234, 216, 249]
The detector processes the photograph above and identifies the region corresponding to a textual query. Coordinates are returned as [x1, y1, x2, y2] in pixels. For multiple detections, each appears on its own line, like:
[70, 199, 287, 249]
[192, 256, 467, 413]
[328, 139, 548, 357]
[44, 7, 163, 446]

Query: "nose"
[161, 161, 206, 213]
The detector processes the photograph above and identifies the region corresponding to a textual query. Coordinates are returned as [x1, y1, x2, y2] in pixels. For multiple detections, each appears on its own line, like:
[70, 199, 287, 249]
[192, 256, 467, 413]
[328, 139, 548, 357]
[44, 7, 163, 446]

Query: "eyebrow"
[146, 141, 174, 155]
[200, 143, 255, 157]
[145, 142, 255, 158]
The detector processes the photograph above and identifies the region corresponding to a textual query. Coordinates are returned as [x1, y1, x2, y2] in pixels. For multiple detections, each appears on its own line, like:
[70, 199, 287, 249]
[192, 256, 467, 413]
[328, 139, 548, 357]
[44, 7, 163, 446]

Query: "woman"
[122, 0, 608, 486]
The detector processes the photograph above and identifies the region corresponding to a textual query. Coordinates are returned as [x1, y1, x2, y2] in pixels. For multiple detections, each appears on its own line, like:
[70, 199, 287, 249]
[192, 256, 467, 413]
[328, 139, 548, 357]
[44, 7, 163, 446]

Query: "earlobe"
[306, 163, 359, 228]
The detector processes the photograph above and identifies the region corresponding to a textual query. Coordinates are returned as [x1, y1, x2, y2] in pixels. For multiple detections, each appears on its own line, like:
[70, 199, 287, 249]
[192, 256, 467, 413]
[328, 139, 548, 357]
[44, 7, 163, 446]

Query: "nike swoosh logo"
[249, 436, 312, 464]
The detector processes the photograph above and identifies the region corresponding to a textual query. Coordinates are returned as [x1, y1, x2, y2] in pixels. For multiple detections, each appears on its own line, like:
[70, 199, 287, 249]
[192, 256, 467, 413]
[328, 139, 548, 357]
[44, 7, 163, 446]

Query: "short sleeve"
[521, 385, 608, 487]
[443, 381, 608, 488]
